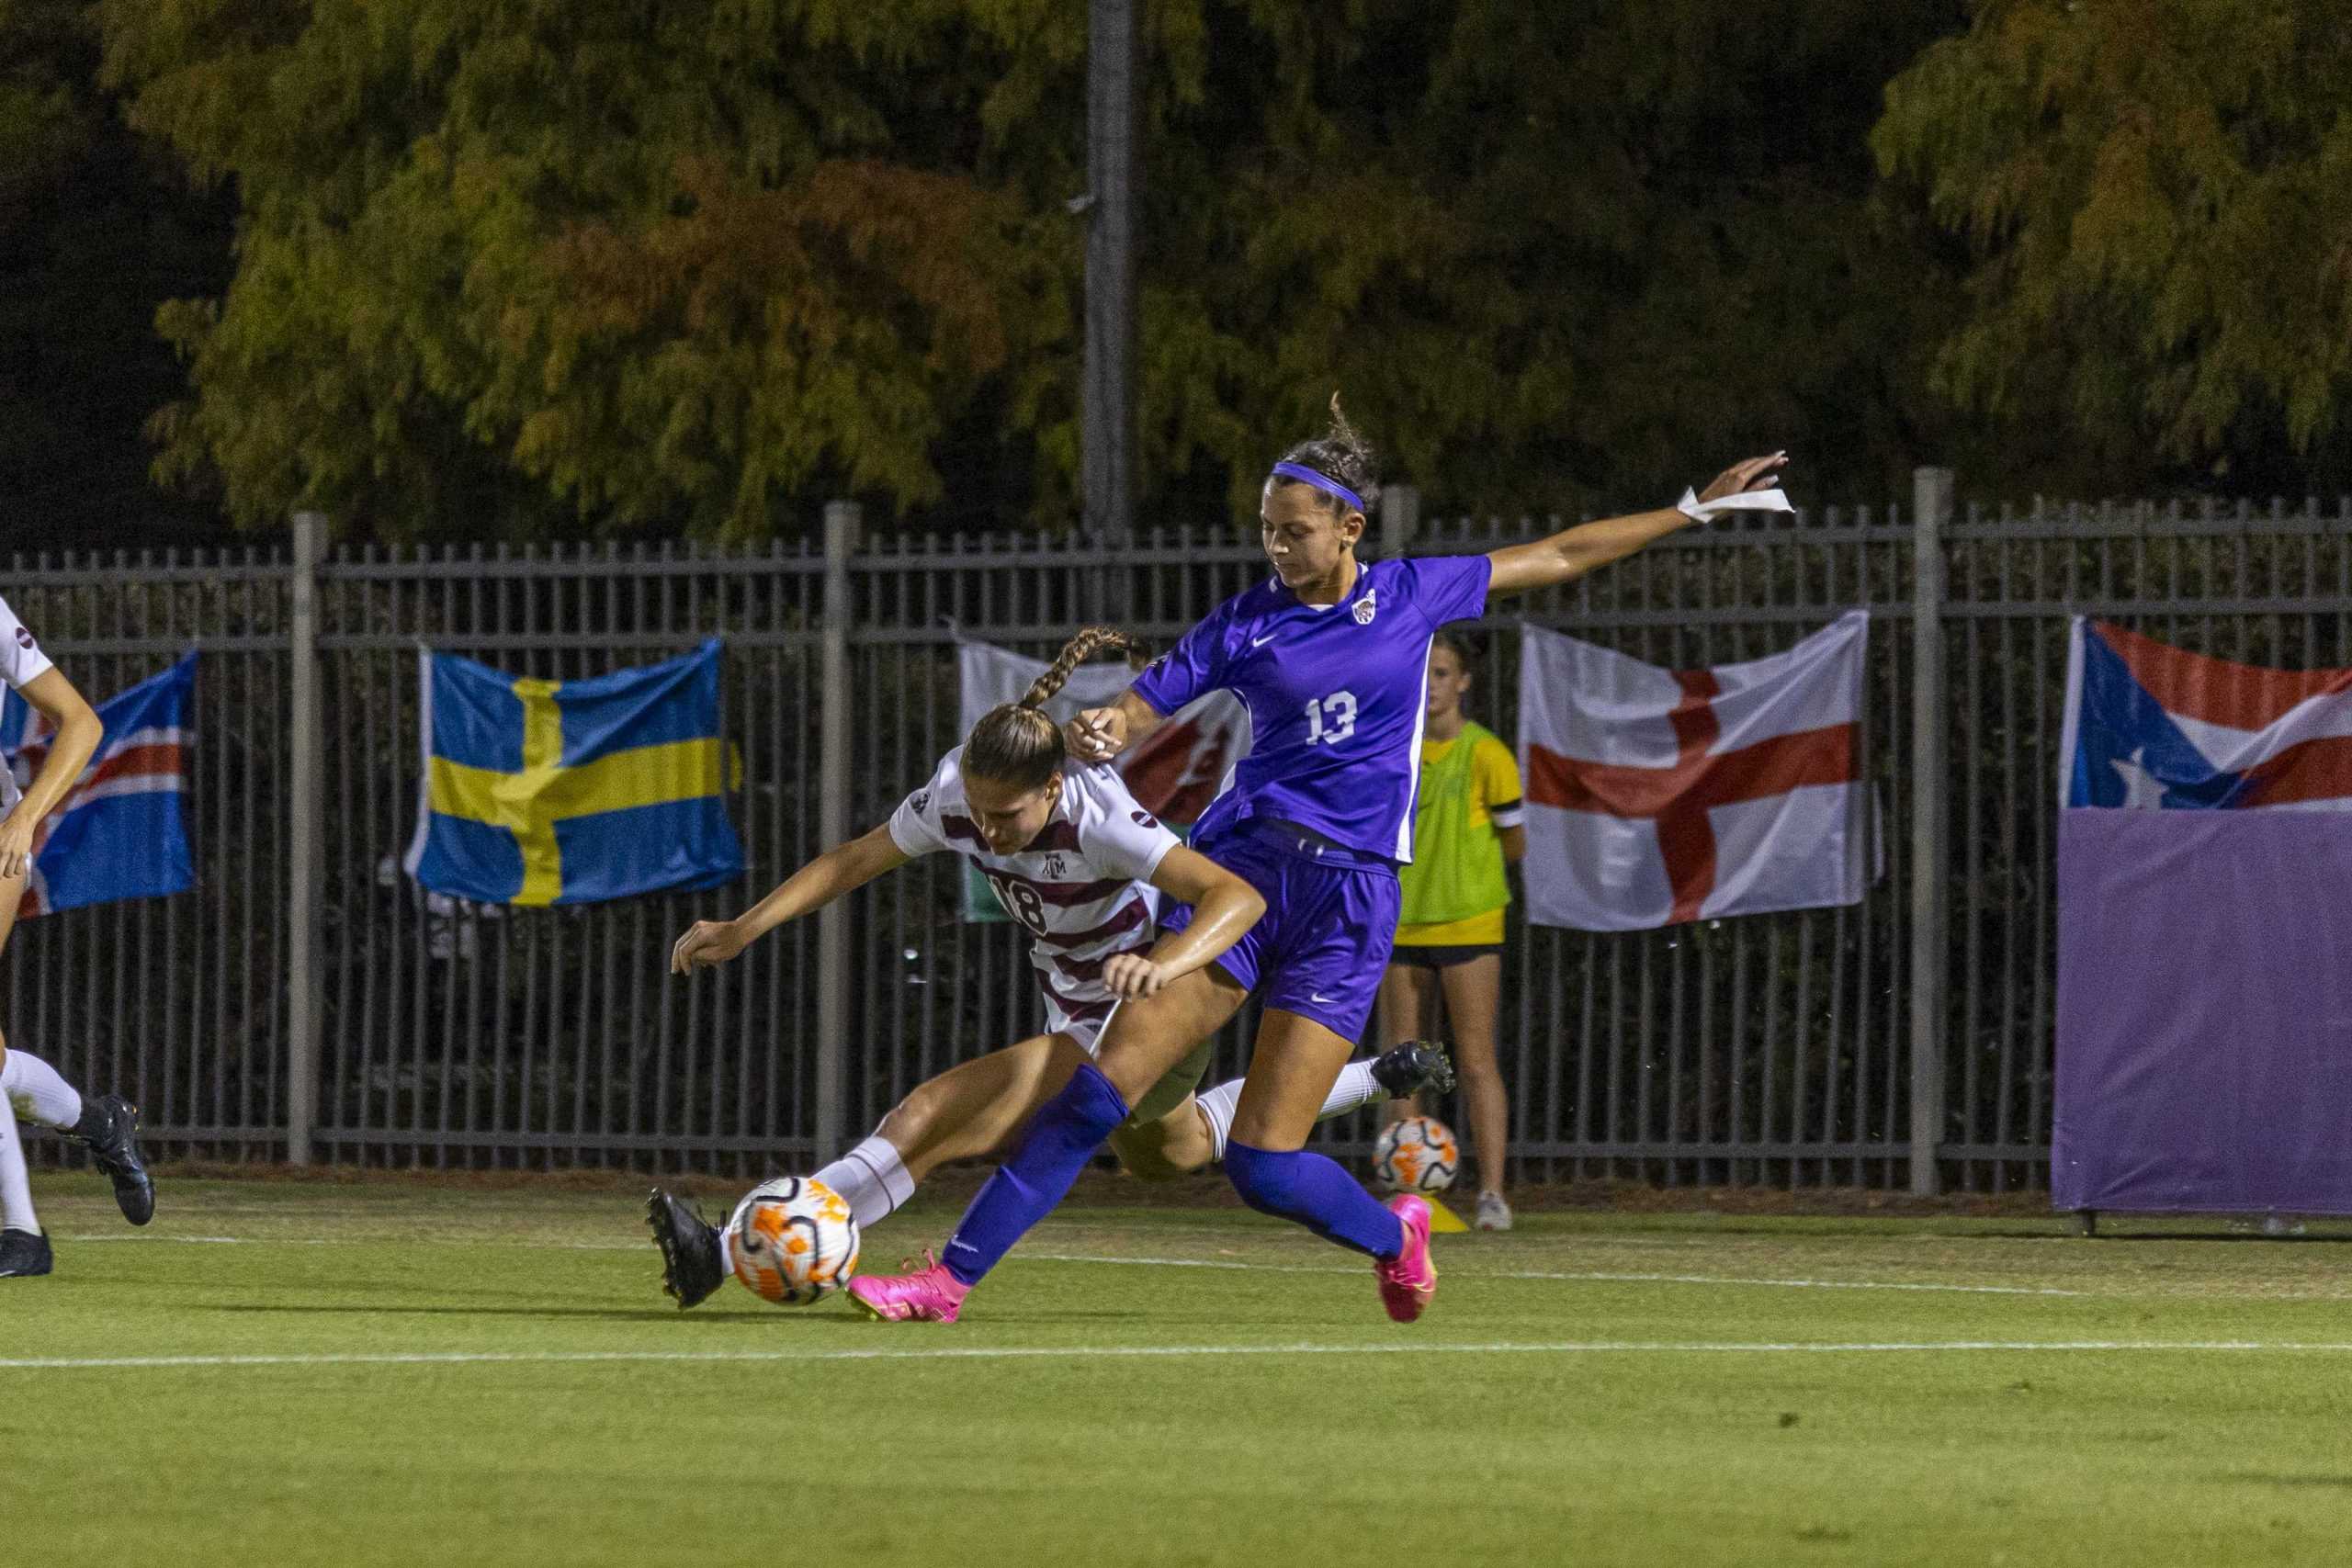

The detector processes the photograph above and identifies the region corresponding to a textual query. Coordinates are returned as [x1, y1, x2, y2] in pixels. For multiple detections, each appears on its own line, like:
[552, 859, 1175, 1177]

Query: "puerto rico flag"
[0, 653, 197, 917]
[1518, 613, 1869, 931]
[2054, 620, 2352, 1213]
[2061, 618, 2352, 808]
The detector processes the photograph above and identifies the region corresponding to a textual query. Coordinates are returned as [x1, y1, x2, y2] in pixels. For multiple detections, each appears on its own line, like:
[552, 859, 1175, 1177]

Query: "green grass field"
[7, 1172, 2352, 1567]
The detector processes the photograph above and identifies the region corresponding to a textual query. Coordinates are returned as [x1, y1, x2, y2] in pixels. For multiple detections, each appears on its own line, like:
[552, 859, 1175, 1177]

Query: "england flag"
[2060, 617, 2352, 808]
[1518, 613, 1869, 931]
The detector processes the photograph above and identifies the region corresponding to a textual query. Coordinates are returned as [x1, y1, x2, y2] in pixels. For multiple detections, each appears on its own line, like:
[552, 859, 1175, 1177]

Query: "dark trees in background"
[6, 2, 2347, 550]
[1, 0, 232, 550]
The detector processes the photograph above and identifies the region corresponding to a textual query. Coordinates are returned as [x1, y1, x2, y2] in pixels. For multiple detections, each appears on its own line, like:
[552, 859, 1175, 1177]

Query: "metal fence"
[11, 475, 2350, 1190]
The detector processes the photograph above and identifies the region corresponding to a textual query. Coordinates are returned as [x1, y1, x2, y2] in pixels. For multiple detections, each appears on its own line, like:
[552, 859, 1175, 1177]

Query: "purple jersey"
[1130, 554, 1492, 862]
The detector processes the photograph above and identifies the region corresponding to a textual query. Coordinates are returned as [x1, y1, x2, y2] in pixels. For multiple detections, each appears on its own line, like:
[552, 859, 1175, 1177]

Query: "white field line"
[58, 1234, 2083, 1297]
[7, 1341, 2352, 1373]
[1025, 1252, 2085, 1297]
[64, 1235, 619, 1250]
[65, 1235, 649, 1252]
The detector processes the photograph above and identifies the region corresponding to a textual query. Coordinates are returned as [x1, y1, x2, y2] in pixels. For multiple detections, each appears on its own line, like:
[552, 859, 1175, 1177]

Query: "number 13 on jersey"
[1302, 691, 1357, 746]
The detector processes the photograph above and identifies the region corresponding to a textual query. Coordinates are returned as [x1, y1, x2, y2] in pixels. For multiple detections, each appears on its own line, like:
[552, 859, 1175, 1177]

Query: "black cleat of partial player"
[646, 1188, 727, 1309]
[1372, 1039, 1457, 1100]
[0, 1227, 53, 1278]
[70, 1095, 153, 1226]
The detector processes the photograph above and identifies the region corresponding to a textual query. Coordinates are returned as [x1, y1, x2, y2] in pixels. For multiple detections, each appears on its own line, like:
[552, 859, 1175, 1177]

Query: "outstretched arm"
[671, 824, 910, 972]
[1484, 453, 1790, 600]
[0, 667, 103, 879]
[1101, 845, 1266, 999]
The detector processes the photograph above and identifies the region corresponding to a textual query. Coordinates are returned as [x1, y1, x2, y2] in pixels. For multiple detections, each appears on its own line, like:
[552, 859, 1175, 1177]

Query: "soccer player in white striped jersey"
[0, 594, 156, 1279]
[645, 626, 1452, 1306]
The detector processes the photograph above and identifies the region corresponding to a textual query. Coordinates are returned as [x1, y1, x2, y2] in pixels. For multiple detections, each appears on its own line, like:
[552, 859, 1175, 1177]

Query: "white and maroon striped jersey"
[0, 597, 53, 697]
[0, 594, 53, 814]
[888, 748, 1181, 1043]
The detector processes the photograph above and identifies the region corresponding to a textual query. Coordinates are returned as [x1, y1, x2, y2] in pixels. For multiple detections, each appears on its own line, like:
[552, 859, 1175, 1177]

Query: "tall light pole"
[1082, 0, 1142, 576]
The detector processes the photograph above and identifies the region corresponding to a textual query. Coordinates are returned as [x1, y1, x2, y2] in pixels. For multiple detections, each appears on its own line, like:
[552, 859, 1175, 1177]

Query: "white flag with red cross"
[1517, 612, 1869, 931]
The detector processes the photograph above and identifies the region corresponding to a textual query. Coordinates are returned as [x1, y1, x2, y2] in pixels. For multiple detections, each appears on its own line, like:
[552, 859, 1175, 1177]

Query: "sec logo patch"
[14, 627, 31, 651]
[1131, 809, 1159, 829]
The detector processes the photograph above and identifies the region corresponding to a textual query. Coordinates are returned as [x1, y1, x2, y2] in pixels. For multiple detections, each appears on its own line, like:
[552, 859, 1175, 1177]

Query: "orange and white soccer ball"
[726, 1176, 861, 1305]
[1372, 1116, 1460, 1195]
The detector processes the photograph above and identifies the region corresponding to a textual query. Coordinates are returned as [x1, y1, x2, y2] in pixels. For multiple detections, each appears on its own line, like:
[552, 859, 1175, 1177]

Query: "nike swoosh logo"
[1251, 633, 1277, 648]
[1310, 993, 1338, 1004]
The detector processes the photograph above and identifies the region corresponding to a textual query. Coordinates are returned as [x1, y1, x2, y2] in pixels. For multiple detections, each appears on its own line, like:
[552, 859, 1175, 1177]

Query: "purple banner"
[2054, 808, 2352, 1213]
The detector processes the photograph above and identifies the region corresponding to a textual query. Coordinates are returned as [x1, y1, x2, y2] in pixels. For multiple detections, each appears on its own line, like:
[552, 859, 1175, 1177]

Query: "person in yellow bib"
[1378, 632, 1525, 1230]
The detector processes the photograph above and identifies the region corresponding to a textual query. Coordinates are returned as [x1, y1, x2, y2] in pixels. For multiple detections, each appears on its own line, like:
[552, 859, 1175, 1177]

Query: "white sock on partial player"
[0, 1048, 84, 1131]
[0, 1103, 36, 1233]
[811, 1136, 917, 1229]
[1197, 1060, 1388, 1164]
[1195, 1081, 1239, 1162]
[1317, 1060, 1383, 1122]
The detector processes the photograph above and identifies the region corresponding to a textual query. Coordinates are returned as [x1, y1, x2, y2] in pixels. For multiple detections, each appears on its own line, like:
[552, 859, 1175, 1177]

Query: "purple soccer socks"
[1224, 1139, 1406, 1258]
[938, 1061, 1131, 1287]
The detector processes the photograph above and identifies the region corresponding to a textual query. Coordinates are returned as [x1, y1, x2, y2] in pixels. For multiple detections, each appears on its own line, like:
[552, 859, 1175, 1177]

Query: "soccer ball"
[725, 1176, 861, 1305]
[1372, 1116, 1460, 1195]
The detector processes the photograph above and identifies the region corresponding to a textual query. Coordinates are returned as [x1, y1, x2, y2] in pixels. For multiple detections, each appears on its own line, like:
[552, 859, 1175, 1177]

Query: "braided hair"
[964, 625, 1138, 791]
[1268, 393, 1380, 518]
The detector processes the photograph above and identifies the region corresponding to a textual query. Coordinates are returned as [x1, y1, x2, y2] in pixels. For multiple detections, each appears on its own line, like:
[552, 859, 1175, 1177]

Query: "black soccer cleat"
[646, 1188, 727, 1309]
[0, 1227, 53, 1278]
[1372, 1039, 1456, 1100]
[70, 1095, 153, 1226]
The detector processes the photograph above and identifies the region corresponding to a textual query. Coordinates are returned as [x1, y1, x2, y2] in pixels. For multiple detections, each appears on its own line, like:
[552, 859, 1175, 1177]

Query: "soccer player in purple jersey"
[646, 626, 1456, 1307]
[850, 400, 1789, 1324]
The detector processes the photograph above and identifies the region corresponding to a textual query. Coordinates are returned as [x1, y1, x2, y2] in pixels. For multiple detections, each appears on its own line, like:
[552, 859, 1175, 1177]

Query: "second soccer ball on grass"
[1372, 1116, 1459, 1196]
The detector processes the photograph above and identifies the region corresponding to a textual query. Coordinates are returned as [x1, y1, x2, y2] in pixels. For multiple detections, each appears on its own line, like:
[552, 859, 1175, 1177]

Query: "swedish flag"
[403, 639, 745, 906]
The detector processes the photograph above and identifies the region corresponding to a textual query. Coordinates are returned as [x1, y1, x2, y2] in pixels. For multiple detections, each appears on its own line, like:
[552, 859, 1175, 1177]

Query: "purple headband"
[1268, 461, 1366, 515]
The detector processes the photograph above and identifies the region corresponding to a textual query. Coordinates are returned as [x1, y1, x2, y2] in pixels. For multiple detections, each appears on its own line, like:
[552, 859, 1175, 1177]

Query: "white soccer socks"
[0, 1103, 35, 1233]
[0, 1049, 97, 1238]
[0, 1049, 85, 1131]
[1317, 1060, 1384, 1123]
[811, 1136, 917, 1230]
[1195, 1081, 1238, 1162]
[1194, 1060, 1385, 1163]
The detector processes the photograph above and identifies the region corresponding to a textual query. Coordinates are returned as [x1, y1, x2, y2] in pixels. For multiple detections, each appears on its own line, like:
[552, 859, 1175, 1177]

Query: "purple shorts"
[1158, 819, 1402, 1044]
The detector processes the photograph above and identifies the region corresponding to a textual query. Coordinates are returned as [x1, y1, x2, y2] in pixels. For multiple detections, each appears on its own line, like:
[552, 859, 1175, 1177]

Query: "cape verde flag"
[0, 653, 197, 918]
[2060, 618, 2352, 809]
[404, 639, 745, 906]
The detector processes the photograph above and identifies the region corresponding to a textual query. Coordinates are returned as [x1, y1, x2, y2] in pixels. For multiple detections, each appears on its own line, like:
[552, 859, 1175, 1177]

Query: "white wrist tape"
[1677, 486, 1794, 523]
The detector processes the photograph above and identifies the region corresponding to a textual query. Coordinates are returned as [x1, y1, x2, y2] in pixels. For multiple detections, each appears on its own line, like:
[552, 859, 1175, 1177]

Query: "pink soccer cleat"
[846, 1250, 971, 1324]
[1374, 1194, 1437, 1323]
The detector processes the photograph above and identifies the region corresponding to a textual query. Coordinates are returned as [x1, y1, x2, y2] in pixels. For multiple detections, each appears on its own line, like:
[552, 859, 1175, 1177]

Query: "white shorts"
[1044, 992, 1116, 1058]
